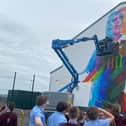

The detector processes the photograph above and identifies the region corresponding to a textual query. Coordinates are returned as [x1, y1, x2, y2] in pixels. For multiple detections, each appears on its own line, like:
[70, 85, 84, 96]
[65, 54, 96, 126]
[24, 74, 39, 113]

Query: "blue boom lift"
[52, 35, 113, 92]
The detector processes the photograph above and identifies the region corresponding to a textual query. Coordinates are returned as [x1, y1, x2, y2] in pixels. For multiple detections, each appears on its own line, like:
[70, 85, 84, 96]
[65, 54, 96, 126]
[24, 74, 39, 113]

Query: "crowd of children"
[29, 95, 126, 126]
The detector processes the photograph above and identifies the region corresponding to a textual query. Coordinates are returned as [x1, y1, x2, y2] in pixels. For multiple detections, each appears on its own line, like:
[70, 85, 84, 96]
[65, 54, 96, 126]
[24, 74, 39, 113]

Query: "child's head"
[69, 106, 80, 120]
[86, 107, 98, 120]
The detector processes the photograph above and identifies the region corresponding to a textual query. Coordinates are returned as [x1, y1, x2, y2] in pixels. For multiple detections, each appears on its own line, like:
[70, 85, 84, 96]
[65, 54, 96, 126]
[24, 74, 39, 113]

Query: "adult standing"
[29, 95, 48, 126]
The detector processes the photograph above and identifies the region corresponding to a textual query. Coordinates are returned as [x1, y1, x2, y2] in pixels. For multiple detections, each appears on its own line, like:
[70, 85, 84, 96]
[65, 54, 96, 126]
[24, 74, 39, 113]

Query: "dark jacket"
[0, 112, 17, 126]
[114, 115, 126, 126]
[62, 122, 81, 126]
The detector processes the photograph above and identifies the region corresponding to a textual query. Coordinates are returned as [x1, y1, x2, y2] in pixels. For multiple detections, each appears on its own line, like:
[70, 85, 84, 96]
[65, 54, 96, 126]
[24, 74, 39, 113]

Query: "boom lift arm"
[52, 35, 112, 92]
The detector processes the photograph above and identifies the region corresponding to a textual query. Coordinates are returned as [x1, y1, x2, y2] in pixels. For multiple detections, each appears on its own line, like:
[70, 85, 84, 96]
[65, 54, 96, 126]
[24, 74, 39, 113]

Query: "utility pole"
[12, 72, 17, 101]
[12, 72, 17, 91]
[31, 74, 35, 106]
[32, 74, 35, 92]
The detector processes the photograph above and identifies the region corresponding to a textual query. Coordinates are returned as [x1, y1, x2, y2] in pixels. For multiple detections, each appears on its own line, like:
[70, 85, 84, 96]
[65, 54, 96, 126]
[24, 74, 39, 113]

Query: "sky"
[0, 0, 124, 93]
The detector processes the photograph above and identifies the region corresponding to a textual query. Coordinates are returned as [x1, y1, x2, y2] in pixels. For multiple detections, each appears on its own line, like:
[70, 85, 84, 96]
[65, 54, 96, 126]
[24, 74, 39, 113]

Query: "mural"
[82, 7, 126, 112]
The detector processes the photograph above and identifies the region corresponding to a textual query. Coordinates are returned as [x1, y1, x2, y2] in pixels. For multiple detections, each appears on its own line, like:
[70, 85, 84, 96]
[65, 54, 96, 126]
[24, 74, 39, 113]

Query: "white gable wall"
[49, 2, 126, 107]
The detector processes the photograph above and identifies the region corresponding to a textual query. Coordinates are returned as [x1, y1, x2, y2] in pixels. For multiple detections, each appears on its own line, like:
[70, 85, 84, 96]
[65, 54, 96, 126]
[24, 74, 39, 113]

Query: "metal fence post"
[31, 74, 35, 106]
[12, 72, 17, 101]
[20, 109, 24, 126]
[12, 72, 17, 91]
[32, 74, 35, 92]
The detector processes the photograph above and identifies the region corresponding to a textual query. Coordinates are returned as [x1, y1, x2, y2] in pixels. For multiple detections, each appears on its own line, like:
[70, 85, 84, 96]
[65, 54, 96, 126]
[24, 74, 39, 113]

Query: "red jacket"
[62, 122, 81, 126]
[0, 112, 17, 126]
[114, 115, 126, 126]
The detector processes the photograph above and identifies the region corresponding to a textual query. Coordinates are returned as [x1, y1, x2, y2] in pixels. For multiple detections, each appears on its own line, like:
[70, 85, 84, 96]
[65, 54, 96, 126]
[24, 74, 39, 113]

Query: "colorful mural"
[82, 7, 126, 112]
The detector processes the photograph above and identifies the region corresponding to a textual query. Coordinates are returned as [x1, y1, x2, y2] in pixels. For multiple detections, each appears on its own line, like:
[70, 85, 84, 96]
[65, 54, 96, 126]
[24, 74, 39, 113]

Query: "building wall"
[49, 66, 71, 91]
[50, 2, 126, 108]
